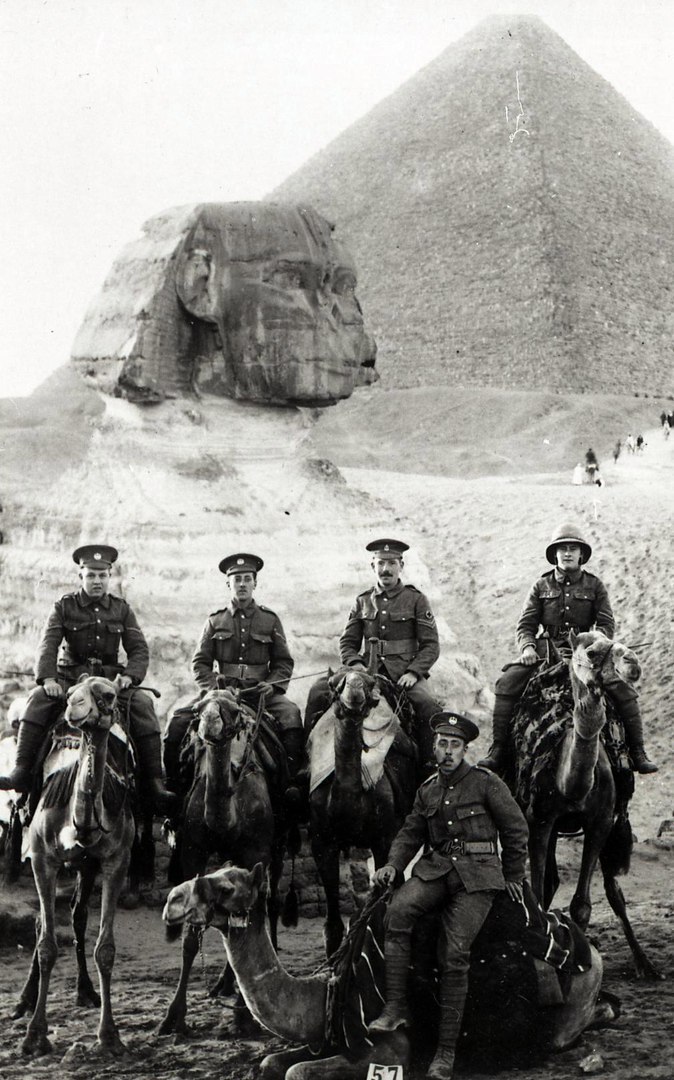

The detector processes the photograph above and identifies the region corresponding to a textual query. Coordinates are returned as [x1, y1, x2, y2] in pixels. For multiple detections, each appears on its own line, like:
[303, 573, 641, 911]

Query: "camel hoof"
[12, 1000, 32, 1020]
[22, 1034, 52, 1057]
[155, 1018, 189, 1038]
[76, 987, 101, 1008]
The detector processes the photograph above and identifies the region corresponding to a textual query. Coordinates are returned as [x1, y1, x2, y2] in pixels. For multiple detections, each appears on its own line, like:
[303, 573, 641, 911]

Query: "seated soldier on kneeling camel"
[369, 712, 528, 1080]
[480, 523, 658, 775]
[0, 544, 176, 812]
[305, 538, 441, 773]
[163, 552, 304, 795]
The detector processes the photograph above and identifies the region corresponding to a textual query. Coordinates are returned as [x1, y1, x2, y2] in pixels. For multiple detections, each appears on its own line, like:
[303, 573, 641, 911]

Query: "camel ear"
[250, 862, 267, 895]
[568, 630, 578, 649]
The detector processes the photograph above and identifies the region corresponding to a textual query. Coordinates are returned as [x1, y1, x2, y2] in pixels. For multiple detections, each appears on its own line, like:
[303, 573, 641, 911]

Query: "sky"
[2, 0, 674, 397]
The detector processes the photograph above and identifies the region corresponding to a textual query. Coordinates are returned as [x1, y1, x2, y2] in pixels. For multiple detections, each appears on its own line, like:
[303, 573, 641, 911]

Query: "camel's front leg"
[155, 923, 201, 1035]
[601, 866, 662, 980]
[13, 923, 40, 1019]
[527, 817, 556, 908]
[71, 860, 101, 1007]
[94, 852, 131, 1055]
[22, 854, 59, 1057]
[310, 832, 344, 959]
[569, 830, 606, 930]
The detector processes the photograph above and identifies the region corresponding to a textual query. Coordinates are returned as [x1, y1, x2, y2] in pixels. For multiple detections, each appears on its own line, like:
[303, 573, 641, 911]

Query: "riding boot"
[426, 969, 468, 1079]
[135, 732, 179, 813]
[616, 701, 658, 774]
[367, 944, 412, 1033]
[280, 727, 308, 820]
[477, 696, 512, 774]
[0, 720, 45, 791]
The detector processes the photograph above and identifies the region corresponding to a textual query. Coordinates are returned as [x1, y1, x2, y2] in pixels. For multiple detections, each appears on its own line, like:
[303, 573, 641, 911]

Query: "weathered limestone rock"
[71, 202, 378, 405]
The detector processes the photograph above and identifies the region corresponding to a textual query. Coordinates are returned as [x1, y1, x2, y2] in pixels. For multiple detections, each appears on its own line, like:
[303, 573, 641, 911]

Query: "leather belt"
[371, 637, 418, 656]
[219, 662, 268, 680]
[433, 839, 496, 856]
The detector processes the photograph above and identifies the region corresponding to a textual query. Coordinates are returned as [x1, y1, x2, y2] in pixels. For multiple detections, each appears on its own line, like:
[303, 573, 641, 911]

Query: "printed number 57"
[366, 1066, 403, 1080]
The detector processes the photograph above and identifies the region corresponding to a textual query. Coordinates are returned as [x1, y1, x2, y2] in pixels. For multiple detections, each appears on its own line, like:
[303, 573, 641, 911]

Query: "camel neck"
[224, 910, 327, 1046]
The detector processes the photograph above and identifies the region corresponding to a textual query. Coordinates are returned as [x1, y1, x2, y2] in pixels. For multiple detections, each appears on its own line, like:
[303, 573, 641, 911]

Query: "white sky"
[2, 0, 673, 397]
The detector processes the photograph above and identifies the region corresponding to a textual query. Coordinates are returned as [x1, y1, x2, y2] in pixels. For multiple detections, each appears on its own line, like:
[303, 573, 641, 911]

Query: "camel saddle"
[307, 698, 403, 795]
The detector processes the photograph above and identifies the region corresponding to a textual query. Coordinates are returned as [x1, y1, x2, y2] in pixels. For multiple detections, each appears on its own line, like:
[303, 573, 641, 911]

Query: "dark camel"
[14, 676, 135, 1057]
[157, 688, 288, 1035]
[164, 863, 612, 1080]
[517, 630, 660, 980]
[308, 668, 417, 957]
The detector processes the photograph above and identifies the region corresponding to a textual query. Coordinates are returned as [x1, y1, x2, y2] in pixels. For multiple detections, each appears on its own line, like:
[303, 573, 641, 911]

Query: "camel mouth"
[227, 912, 250, 930]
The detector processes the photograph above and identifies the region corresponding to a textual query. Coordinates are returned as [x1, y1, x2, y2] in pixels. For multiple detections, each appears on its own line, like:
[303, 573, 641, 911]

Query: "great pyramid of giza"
[271, 15, 674, 395]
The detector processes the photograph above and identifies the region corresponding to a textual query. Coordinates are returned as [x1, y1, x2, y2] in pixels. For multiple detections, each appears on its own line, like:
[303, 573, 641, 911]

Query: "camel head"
[197, 689, 248, 745]
[329, 667, 380, 721]
[163, 862, 266, 933]
[569, 630, 641, 692]
[65, 676, 118, 730]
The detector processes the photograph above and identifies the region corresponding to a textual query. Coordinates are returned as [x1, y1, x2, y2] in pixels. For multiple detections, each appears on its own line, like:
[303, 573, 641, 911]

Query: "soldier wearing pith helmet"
[480, 522, 657, 775]
[0, 544, 175, 812]
[304, 538, 441, 772]
[164, 553, 303, 790]
[369, 710, 528, 1079]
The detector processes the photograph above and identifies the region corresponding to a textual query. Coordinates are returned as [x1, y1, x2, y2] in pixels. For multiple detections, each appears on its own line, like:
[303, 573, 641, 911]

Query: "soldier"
[305, 538, 441, 770]
[479, 522, 658, 775]
[368, 712, 528, 1080]
[0, 544, 176, 812]
[163, 553, 304, 791]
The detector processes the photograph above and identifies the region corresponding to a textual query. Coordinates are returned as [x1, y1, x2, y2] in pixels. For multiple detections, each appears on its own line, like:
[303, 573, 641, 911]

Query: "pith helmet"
[545, 523, 592, 565]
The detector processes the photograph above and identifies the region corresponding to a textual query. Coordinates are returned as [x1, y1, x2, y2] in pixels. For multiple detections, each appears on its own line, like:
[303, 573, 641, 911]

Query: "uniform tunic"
[498, 566, 616, 700]
[192, 599, 301, 730]
[26, 589, 158, 738]
[516, 567, 614, 654]
[339, 582, 439, 681]
[386, 762, 528, 891]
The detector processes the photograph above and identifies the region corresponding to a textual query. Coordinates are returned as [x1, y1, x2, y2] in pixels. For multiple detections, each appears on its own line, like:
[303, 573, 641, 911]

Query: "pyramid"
[271, 15, 674, 395]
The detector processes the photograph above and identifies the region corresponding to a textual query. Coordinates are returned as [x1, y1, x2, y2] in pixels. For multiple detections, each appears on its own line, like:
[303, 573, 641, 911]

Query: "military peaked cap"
[431, 711, 480, 743]
[366, 538, 409, 557]
[72, 544, 118, 569]
[219, 552, 264, 575]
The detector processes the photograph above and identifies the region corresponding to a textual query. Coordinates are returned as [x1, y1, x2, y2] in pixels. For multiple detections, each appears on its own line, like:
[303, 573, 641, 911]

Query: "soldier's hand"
[252, 681, 274, 697]
[397, 672, 419, 690]
[505, 880, 524, 903]
[43, 678, 64, 699]
[521, 645, 539, 667]
[116, 674, 133, 691]
[372, 864, 397, 887]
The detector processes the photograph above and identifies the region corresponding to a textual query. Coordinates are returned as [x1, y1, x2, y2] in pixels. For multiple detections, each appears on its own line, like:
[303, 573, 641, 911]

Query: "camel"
[163, 862, 613, 1080]
[513, 630, 660, 980]
[13, 676, 135, 1057]
[307, 668, 417, 957]
[157, 688, 290, 1036]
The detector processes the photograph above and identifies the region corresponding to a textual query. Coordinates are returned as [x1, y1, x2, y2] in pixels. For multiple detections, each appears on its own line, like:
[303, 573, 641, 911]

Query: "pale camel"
[521, 630, 660, 979]
[164, 863, 611, 1080]
[14, 676, 135, 1057]
[308, 668, 417, 957]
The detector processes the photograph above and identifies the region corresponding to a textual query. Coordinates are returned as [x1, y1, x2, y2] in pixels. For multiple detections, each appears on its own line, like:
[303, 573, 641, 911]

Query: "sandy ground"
[0, 836, 672, 1080]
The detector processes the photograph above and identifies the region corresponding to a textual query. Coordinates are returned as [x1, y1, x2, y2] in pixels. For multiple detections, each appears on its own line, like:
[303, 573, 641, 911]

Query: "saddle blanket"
[308, 699, 400, 794]
[43, 722, 131, 780]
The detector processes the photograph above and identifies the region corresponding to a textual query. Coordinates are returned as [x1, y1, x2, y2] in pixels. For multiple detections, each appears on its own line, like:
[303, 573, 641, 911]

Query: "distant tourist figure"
[659, 411, 667, 427]
[626, 433, 636, 454]
[612, 440, 621, 464]
[668, 411, 674, 428]
[584, 447, 599, 483]
[636, 434, 645, 453]
[572, 463, 584, 485]
[663, 420, 670, 441]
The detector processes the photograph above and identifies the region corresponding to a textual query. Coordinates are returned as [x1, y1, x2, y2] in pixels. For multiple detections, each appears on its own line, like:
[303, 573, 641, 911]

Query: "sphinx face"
[175, 203, 377, 405]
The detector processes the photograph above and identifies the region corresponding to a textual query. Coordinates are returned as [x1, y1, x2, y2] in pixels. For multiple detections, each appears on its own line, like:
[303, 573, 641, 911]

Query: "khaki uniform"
[191, 599, 301, 730]
[305, 583, 441, 750]
[25, 589, 158, 738]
